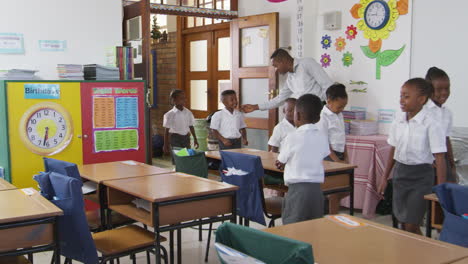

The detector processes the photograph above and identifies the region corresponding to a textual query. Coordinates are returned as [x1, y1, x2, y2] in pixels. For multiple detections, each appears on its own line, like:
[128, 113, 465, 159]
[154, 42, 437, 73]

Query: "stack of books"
[57, 64, 84, 80]
[350, 120, 379, 136]
[84, 64, 120, 80]
[0, 69, 38, 80]
[342, 110, 366, 135]
[115, 46, 134, 80]
[342, 110, 366, 120]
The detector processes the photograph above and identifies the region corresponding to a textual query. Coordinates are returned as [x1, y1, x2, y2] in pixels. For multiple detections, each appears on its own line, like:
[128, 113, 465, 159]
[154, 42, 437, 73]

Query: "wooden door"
[231, 12, 279, 145]
[184, 28, 231, 118]
[184, 31, 213, 118]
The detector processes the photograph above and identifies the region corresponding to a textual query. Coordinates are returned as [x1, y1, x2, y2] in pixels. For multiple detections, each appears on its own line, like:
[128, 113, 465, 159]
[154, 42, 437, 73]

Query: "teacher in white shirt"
[242, 48, 333, 113]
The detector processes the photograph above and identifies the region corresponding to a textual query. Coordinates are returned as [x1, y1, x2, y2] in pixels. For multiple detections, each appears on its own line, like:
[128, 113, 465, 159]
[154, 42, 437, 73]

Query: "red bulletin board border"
[80, 82, 146, 164]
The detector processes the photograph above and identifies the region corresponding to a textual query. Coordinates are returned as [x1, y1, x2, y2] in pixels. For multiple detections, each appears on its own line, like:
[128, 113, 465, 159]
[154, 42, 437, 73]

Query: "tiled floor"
[31, 157, 438, 263]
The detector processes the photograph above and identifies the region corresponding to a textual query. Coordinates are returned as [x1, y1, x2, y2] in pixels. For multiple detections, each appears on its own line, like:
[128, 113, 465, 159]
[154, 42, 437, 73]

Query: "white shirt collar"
[297, 123, 318, 132]
[398, 107, 427, 124]
[322, 105, 335, 116]
[222, 107, 237, 115]
[426, 99, 447, 109]
[292, 58, 300, 72]
[172, 106, 186, 113]
[282, 118, 295, 129]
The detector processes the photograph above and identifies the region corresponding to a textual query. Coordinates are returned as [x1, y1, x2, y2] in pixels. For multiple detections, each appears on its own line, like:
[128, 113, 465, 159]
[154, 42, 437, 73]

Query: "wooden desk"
[78, 160, 172, 183]
[78, 160, 171, 228]
[264, 215, 468, 264]
[424, 193, 444, 238]
[0, 189, 62, 262]
[104, 172, 238, 264]
[205, 148, 357, 214]
[0, 178, 16, 191]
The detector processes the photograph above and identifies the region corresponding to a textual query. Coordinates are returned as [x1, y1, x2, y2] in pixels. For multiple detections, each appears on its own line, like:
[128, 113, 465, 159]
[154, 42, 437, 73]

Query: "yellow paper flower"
[350, 0, 407, 53]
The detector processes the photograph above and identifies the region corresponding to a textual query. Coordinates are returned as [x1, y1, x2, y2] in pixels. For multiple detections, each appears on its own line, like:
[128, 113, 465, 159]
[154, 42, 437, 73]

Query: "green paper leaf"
[378, 45, 406, 67]
[361, 46, 379, 59]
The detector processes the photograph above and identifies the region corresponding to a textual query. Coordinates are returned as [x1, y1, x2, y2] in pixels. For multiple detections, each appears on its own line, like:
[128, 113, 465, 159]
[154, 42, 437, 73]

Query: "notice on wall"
[93, 97, 115, 128]
[0, 33, 24, 54]
[116, 97, 138, 128]
[39, 40, 67, 52]
[24, 83, 61, 99]
[377, 109, 396, 123]
[94, 129, 138, 152]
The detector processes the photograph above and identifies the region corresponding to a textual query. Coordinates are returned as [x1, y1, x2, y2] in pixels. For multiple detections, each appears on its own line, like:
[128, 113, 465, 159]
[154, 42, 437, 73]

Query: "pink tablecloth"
[341, 134, 392, 219]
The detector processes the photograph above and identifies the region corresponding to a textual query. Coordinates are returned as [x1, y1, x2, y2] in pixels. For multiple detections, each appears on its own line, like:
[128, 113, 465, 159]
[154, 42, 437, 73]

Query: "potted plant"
[151, 16, 162, 44]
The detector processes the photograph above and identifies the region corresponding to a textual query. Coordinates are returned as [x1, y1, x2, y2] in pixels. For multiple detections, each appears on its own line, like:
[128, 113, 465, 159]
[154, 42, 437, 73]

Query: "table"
[424, 193, 444, 238]
[78, 160, 172, 228]
[0, 188, 62, 263]
[104, 172, 238, 264]
[344, 134, 392, 218]
[205, 148, 357, 215]
[264, 214, 468, 264]
[0, 178, 16, 191]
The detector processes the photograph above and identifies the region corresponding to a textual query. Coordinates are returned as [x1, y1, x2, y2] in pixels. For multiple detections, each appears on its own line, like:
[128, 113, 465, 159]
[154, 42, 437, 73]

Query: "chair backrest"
[215, 222, 314, 264]
[434, 183, 468, 247]
[43, 157, 82, 183]
[220, 151, 266, 225]
[173, 150, 208, 178]
[46, 172, 99, 264]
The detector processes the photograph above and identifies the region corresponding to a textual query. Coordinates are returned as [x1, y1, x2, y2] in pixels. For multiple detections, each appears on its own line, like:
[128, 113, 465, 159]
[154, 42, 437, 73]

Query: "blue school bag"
[433, 183, 468, 247]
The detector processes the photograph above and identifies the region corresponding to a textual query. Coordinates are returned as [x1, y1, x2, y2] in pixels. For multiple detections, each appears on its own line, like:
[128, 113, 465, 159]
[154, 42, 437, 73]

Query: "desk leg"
[170, 230, 174, 264]
[99, 184, 107, 230]
[426, 200, 432, 238]
[54, 217, 61, 264]
[153, 203, 162, 264]
[177, 228, 182, 264]
[231, 192, 237, 224]
[349, 169, 354, 216]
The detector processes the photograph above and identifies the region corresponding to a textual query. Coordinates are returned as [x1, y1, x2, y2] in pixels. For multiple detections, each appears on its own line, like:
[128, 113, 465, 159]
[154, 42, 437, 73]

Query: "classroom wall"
[411, 0, 467, 128]
[239, 0, 467, 134]
[0, 0, 123, 80]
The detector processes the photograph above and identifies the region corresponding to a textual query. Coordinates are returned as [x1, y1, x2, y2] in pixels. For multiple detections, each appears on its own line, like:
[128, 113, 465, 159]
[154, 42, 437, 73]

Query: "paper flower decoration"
[321, 35, 332, 49]
[335, 37, 347, 52]
[342, 52, 354, 67]
[320, 54, 331, 68]
[350, 0, 408, 53]
[345, 25, 358, 40]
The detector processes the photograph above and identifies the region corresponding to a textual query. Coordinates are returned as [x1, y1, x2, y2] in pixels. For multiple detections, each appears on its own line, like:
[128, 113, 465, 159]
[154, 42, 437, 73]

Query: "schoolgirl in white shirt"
[425, 67, 457, 182]
[317, 83, 348, 162]
[378, 78, 447, 235]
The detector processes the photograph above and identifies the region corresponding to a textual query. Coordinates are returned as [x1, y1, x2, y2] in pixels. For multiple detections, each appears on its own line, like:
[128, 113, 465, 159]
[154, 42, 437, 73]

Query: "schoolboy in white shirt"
[268, 98, 296, 153]
[276, 94, 330, 224]
[163, 89, 198, 154]
[210, 90, 248, 150]
[317, 83, 348, 162]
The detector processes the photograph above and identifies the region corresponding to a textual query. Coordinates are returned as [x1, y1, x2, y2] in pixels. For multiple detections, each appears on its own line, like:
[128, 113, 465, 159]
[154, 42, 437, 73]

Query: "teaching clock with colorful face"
[364, 0, 390, 30]
[19, 102, 73, 156]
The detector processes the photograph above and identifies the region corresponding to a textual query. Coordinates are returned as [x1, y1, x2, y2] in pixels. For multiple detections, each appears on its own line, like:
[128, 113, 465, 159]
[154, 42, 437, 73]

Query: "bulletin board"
[80, 82, 146, 164]
[6, 81, 83, 188]
[316, 0, 412, 133]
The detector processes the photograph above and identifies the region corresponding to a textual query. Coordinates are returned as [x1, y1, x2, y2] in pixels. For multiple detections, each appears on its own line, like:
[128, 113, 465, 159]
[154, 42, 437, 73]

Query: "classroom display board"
[81, 82, 146, 164]
[0, 80, 147, 188]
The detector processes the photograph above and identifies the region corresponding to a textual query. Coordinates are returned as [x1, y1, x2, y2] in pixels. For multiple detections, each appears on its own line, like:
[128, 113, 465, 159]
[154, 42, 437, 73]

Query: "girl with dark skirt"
[378, 78, 447, 235]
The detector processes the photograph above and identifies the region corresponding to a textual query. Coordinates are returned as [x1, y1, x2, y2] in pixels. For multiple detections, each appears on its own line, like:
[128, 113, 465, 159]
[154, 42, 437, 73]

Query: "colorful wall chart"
[91, 87, 139, 153]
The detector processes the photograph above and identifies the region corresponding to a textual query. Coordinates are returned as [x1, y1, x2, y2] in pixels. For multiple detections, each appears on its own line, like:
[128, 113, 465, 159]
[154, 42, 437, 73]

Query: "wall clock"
[364, 0, 390, 30]
[19, 102, 73, 156]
